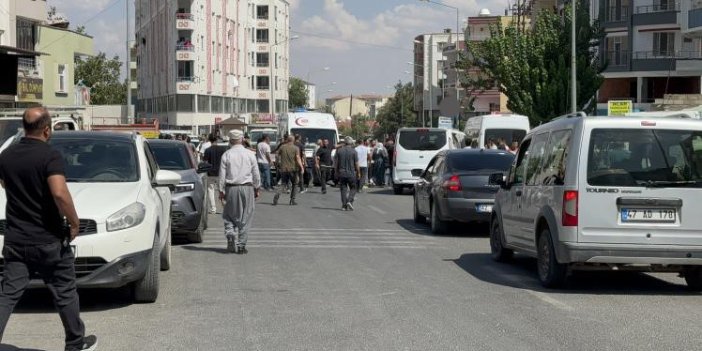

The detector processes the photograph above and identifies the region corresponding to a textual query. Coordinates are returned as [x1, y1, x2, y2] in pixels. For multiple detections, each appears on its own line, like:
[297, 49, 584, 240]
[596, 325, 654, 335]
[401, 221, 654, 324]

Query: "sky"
[47, 0, 508, 100]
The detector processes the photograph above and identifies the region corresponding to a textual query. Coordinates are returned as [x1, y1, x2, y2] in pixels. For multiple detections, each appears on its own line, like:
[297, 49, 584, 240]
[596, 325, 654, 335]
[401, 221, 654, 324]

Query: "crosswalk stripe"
[189, 244, 430, 249]
[205, 228, 423, 232]
[199, 239, 435, 244]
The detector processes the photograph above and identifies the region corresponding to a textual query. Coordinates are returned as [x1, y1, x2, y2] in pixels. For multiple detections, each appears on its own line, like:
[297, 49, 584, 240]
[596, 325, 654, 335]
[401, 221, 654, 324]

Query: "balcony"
[603, 50, 630, 72]
[632, 51, 702, 71]
[176, 44, 195, 61]
[633, 2, 679, 26]
[175, 13, 194, 30]
[686, 7, 702, 36]
[176, 77, 196, 94]
[603, 6, 629, 27]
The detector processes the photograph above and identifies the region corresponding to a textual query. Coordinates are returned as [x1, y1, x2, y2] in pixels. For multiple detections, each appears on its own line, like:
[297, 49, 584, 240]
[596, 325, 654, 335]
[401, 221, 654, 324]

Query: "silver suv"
[490, 113, 702, 289]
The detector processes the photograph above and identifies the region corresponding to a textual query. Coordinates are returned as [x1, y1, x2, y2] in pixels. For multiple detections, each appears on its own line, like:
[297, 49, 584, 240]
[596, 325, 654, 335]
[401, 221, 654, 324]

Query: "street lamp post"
[571, 0, 577, 114]
[270, 35, 299, 120]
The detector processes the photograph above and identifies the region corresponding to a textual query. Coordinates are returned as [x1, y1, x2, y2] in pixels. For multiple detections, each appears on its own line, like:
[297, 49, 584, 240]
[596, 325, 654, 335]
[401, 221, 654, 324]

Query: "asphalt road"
[2, 187, 702, 350]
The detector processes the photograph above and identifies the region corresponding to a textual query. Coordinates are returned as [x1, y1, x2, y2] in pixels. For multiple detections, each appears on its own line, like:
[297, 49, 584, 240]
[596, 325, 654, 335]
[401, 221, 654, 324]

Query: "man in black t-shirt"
[315, 139, 333, 194]
[0, 107, 97, 351]
[204, 136, 228, 214]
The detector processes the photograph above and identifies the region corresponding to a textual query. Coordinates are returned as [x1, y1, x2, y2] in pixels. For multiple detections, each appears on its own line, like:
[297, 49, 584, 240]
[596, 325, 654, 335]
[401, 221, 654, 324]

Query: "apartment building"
[595, 0, 702, 112]
[413, 30, 461, 126]
[135, 0, 291, 132]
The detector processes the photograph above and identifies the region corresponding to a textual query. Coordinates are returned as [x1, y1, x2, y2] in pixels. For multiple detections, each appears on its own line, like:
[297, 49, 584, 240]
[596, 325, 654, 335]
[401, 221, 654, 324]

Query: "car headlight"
[174, 182, 195, 193]
[107, 202, 146, 232]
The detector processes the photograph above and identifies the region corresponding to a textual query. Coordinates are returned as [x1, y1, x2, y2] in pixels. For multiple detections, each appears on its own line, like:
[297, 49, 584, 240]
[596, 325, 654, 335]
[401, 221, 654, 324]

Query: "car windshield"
[449, 152, 514, 172]
[588, 128, 702, 187]
[290, 128, 336, 145]
[484, 129, 527, 146]
[149, 143, 193, 170]
[0, 119, 22, 145]
[50, 138, 140, 182]
[398, 130, 446, 151]
[251, 131, 278, 143]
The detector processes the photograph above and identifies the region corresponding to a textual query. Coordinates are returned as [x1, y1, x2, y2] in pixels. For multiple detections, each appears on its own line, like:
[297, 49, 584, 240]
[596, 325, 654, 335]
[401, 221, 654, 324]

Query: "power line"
[39, 0, 124, 51]
[290, 30, 412, 52]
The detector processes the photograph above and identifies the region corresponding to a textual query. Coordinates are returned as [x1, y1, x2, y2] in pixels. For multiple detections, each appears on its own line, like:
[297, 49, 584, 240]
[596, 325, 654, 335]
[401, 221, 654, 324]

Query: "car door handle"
[516, 190, 523, 197]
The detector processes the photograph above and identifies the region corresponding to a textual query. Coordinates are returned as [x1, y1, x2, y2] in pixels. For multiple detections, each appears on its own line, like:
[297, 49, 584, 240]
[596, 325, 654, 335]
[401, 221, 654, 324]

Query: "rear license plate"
[476, 204, 493, 213]
[620, 208, 676, 223]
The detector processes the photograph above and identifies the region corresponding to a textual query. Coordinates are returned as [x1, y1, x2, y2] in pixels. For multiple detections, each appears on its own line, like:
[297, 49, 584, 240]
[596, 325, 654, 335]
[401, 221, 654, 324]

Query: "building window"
[257, 5, 269, 19]
[198, 95, 211, 112]
[653, 32, 675, 57]
[212, 96, 224, 113]
[16, 18, 35, 52]
[256, 29, 269, 43]
[177, 95, 194, 112]
[256, 52, 269, 67]
[57, 64, 67, 92]
[256, 76, 270, 90]
[256, 99, 270, 113]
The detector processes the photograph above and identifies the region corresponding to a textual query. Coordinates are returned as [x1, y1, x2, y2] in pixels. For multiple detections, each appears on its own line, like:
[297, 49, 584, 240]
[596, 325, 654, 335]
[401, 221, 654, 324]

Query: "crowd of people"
[472, 137, 519, 155]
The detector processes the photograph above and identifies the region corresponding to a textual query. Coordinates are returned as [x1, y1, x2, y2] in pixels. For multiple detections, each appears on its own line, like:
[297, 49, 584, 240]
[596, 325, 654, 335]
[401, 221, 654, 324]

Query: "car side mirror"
[154, 170, 181, 190]
[489, 173, 506, 188]
[197, 162, 212, 174]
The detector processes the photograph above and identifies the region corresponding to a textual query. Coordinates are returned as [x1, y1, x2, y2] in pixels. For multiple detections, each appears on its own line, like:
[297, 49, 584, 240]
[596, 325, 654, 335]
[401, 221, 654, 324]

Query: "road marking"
[367, 205, 387, 215]
[206, 228, 413, 232]
[199, 240, 434, 245]
[189, 244, 430, 249]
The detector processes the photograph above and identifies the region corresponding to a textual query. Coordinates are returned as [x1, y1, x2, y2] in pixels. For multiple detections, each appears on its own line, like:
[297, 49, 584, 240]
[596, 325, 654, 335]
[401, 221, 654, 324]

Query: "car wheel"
[490, 219, 513, 262]
[537, 228, 567, 288]
[413, 195, 426, 224]
[393, 185, 403, 195]
[160, 231, 171, 271]
[430, 200, 448, 234]
[188, 213, 205, 244]
[133, 232, 160, 303]
[683, 267, 702, 291]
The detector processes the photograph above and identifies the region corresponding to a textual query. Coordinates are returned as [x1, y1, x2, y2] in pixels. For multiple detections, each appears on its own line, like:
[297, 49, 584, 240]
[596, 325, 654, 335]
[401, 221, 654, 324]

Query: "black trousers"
[319, 167, 332, 193]
[0, 241, 85, 348]
[276, 171, 299, 201]
[339, 176, 358, 206]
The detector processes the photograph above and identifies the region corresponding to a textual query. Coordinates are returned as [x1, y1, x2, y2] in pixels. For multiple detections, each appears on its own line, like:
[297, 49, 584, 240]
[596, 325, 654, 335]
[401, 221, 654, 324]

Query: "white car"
[0, 132, 181, 302]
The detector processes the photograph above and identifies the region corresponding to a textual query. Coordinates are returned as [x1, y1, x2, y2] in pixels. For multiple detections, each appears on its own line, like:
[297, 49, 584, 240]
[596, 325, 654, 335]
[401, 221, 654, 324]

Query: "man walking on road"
[294, 135, 308, 193]
[355, 140, 370, 192]
[256, 135, 273, 191]
[274, 135, 304, 206]
[204, 134, 228, 214]
[315, 139, 333, 194]
[335, 137, 360, 211]
[0, 107, 97, 351]
[219, 130, 261, 254]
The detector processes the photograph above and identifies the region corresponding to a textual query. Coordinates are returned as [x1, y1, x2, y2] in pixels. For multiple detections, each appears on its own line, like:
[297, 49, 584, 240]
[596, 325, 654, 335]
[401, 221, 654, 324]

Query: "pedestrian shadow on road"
[13, 288, 132, 314]
[451, 253, 699, 295]
[0, 344, 45, 351]
[180, 245, 231, 254]
[395, 219, 489, 238]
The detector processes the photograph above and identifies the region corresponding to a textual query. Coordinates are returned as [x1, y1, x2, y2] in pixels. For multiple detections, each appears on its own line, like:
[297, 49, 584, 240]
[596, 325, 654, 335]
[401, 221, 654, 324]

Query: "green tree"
[461, 2, 604, 124]
[74, 53, 127, 105]
[375, 82, 418, 138]
[339, 114, 373, 140]
[75, 25, 87, 34]
[288, 77, 309, 109]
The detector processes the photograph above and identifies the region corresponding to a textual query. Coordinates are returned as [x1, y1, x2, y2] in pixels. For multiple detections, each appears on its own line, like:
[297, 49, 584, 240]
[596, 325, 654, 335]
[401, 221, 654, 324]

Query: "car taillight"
[562, 190, 578, 227]
[443, 175, 462, 192]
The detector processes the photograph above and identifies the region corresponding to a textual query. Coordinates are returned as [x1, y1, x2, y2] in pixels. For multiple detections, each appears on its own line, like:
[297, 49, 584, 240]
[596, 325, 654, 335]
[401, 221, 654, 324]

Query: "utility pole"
[571, 0, 577, 114]
[126, 0, 131, 122]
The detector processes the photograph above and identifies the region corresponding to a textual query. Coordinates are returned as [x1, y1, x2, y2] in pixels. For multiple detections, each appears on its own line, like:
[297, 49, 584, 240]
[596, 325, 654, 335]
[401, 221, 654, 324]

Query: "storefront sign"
[17, 77, 43, 101]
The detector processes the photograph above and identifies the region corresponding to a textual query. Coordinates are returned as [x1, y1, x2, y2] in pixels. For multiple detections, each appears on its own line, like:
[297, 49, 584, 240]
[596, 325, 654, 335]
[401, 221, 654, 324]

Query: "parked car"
[148, 139, 211, 243]
[393, 128, 466, 195]
[0, 132, 181, 302]
[490, 112, 702, 289]
[414, 149, 514, 234]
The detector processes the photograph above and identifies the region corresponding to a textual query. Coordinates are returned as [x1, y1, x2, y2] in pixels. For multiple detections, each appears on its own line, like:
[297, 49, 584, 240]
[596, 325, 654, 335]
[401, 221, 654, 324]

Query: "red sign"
[295, 117, 309, 126]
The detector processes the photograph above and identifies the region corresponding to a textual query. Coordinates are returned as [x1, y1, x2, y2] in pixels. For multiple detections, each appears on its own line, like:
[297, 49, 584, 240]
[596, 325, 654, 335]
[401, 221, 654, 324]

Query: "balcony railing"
[257, 14, 269, 20]
[176, 44, 195, 51]
[605, 6, 629, 22]
[604, 50, 630, 66]
[176, 76, 195, 83]
[256, 85, 270, 90]
[636, 2, 679, 14]
[176, 13, 194, 20]
[256, 61, 269, 67]
[634, 51, 702, 59]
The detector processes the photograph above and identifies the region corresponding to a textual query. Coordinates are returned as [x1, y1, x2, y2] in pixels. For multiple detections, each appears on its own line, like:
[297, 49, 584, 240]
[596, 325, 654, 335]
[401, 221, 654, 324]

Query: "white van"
[280, 111, 339, 183]
[463, 113, 530, 149]
[392, 128, 465, 195]
[490, 113, 702, 289]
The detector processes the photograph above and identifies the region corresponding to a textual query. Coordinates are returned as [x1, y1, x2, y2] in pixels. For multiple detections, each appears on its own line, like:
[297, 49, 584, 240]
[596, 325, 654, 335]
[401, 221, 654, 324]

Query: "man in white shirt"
[198, 134, 213, 158]
[256, 135, 273, 190]
[219, 130, 261, 254]
[355, 140, 370, 191]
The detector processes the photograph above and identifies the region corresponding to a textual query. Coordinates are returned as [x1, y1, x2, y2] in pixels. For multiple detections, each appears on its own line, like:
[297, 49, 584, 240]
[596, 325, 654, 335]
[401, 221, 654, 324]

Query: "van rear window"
[588, 129, 702, 187]
[398, 130, 446, 151]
